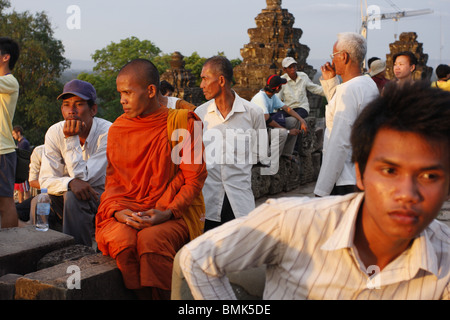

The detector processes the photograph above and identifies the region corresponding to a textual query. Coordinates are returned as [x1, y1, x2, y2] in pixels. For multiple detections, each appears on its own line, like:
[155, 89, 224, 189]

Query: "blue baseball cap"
[57, 79, 97, 101]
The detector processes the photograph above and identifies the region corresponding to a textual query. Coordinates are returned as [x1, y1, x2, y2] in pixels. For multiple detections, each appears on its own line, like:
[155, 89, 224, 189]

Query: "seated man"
[39, 80, 112, 246]
[277, 56, 325, 119]
[251, 75, 305, 169]
[95, 59, 207, 300]
[178, 81, 450, 300]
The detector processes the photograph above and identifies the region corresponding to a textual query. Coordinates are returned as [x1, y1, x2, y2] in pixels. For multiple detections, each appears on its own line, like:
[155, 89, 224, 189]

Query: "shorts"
[0, 151, 17, 197]
[14, 181, 30, 192]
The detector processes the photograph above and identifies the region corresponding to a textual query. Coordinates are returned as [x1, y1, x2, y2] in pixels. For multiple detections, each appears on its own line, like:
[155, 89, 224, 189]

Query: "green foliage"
[92, 36, 161, 75]
[184, 52, 207, 86]
[1, 3, 70, 146]
[152, 53, 172, 76]
[77, 72, 121, 122]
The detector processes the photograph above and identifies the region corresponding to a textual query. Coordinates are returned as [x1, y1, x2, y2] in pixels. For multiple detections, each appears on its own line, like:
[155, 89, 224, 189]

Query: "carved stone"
[160, 51, 204, 106]
[233, 0, 316, 103]
[385, 32, 433, 81]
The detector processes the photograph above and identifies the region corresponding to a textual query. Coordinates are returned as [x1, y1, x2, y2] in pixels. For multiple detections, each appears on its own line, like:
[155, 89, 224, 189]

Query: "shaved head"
[119, 59, 160, 91]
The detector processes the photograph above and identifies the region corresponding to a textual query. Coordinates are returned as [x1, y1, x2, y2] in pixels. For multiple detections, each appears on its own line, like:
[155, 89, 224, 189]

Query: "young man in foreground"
[179, 81, 450, 300]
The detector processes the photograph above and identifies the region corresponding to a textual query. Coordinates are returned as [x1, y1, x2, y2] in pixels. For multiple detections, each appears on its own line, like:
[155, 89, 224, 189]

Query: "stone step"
[14, 253, 135, 300]
[0, 226, 74, 277]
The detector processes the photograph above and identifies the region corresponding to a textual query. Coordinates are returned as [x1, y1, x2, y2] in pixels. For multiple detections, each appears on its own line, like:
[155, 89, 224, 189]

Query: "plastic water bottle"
[36, 188, 51, 232]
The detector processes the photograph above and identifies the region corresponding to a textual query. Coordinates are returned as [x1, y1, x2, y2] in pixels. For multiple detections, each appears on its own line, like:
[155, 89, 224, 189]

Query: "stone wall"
[251, 117, 323, 199]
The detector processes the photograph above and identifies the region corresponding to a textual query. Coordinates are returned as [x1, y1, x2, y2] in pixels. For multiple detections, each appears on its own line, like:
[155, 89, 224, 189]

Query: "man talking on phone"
[314, 32, 379, 197]
[39, 80, 111, 246]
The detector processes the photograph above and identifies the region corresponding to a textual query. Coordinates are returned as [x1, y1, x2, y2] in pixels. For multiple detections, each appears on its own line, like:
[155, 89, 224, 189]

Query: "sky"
[5, 0, 450, 71]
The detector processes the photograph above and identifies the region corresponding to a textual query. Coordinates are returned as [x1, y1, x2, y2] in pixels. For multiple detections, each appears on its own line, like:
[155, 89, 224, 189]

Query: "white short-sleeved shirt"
[195, 92, 267, 221]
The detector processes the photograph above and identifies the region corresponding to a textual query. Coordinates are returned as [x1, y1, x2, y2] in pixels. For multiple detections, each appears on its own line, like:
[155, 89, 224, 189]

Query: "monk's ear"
[147, 84, 158, 99]
[355, 162, 365, 191]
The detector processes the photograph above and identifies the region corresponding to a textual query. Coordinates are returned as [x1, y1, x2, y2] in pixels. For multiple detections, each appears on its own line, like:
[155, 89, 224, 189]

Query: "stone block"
[15, 253, 135, 300]
[0, 226, 75, 277]
[37, 244, 96, 270]
[0, 274, 22, 300]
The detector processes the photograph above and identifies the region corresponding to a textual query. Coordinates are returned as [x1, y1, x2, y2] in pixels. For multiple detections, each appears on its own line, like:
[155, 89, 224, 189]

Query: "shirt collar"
[206, 91, 246, 120]
[321, 193, 363, 251]
[321, 192, 439, 277]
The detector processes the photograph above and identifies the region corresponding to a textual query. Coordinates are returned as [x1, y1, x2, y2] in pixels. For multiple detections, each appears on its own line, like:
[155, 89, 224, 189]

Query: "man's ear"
[218, 75, 226, 87]
[147, 84, 158, 99]
[1, 53, 10, 64]
[355, 162, 365, 191]
[90, 104, 98, 117]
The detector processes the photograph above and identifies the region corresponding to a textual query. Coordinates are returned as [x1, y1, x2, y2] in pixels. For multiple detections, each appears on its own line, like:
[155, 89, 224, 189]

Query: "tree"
[184, 52, 207, 86]
[77, 37, 168, 121]
[91, 36, 161, 75]
[1, 2, 70, 145]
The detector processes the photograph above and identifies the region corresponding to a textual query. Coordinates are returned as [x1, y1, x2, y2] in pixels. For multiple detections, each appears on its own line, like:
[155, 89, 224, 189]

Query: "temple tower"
[233, 0, 316, 101]
[160, 51, 204, 105]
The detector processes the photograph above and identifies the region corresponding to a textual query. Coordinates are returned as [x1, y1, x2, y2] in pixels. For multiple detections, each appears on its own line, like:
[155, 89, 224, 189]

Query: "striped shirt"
[179, 193, 450, 300]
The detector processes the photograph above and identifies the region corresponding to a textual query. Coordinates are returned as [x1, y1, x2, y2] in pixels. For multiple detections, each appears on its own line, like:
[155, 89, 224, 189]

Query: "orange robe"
[95, 107, 206, 291]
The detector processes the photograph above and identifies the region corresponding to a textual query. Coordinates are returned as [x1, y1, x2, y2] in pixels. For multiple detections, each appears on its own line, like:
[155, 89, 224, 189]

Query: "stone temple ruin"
[160, 51, 203, 105]
[233, 0, 316, 102]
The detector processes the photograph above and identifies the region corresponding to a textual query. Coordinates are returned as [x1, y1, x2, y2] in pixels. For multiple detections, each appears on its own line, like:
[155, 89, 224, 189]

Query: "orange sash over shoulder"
[175, 99, 196, 111]
[167, 108, 205, 240]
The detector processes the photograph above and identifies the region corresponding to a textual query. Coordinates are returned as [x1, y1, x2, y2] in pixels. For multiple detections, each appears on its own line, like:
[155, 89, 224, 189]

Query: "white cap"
[369, 60, 386, 76]
[282, 57, 298, 68]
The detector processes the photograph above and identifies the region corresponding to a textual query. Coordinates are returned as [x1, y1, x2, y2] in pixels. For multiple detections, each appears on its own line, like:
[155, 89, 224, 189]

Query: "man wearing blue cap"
[38, 79, 112, 246]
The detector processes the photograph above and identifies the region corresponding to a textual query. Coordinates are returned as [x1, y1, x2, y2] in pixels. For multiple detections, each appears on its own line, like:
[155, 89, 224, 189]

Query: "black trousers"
[204, 193, 235, 232]
[331, 185, 357, 196]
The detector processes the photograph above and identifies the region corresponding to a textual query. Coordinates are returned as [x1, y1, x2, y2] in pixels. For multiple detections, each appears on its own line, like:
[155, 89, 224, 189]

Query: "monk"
[95, 59, 207, 300]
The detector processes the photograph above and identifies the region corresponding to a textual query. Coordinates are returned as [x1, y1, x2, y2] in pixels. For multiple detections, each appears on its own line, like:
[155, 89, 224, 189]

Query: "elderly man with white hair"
[314, 32, 379, 197]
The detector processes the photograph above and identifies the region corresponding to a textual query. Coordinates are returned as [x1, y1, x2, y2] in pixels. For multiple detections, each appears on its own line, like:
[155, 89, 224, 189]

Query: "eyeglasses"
[330, 51, 345, 59]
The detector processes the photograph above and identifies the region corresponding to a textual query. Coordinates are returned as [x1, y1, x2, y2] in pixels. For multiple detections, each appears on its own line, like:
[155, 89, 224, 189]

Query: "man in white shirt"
[178, 81, 450, 300]
[314, 32, 379, 197]
[277, 56, 324, 119]
[39, 80, 111, 246]
[195, 56, 267, 231]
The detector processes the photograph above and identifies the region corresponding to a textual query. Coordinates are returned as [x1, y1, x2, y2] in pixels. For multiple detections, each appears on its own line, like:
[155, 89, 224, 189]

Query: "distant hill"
[70, 59, 95, 71]
[60, 59, 95, 82]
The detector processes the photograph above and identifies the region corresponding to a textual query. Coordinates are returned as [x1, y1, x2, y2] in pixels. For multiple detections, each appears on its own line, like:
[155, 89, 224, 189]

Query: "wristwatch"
[287, 130, 290, 135]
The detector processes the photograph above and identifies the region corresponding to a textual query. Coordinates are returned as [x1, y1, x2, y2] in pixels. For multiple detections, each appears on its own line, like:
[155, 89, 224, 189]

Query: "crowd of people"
[1, 32, 449, 300]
